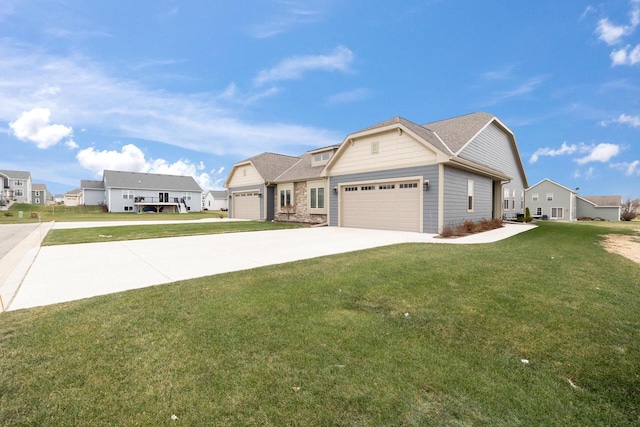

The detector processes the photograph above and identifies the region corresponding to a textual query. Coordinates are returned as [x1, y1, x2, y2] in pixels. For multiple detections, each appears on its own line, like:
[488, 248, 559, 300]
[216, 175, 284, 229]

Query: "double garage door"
[341, 180, 421, 232]
[232, 191, 260, 219]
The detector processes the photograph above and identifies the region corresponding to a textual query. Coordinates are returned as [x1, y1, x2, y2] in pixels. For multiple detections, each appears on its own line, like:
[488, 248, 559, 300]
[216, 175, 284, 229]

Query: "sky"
[1, 0, 639, 199]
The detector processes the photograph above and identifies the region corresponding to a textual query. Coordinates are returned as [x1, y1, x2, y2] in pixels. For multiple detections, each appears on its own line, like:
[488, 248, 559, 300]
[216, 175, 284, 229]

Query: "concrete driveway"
[4, 222, 535, 311]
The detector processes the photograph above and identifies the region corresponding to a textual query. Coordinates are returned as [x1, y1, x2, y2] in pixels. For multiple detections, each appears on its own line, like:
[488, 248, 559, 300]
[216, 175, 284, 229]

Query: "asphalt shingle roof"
[246, 153, 301, 182]
[422, 111, 496, 154]
[81, 180, 105, 190]
[580, 195, 621, 207]
[0, 170, 31, 180]
[103, 170, 202, 192]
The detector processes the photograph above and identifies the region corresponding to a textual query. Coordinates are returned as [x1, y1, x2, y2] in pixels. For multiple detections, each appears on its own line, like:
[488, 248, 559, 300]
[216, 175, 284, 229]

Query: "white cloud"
[482, 75, 550, 106]
[611, 160, 640, 176]
[529, 142, 577, 163]
[65, 139, 79, 149]
[75, 143, 225, 190]
[575, 143, 621, 164]
[8, 108, 73, 149]
[596, 18, 634, 45]
[611, 113, 640, 127]
[250, 5, 323, 38]
[610, 44, 640, 65]
[0, 41, 341, 157]
[76, 144, 147, 175]
[253, 45, 353, 86]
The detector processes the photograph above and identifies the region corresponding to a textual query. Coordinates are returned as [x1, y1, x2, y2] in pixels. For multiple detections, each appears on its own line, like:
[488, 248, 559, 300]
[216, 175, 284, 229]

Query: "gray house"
[32, 183, 52, 205]
[102, 170, 203, 213]
[525, 179, 621, 221]
[0, 169, 32, 204]
[226, 112, 528, 233]
[81, 180, 106, 206]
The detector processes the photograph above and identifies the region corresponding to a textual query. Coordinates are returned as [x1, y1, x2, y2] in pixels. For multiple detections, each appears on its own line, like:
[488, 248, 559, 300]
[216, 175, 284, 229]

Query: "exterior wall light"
[333, 187, 338, 195]
[423, 180, 430, 191]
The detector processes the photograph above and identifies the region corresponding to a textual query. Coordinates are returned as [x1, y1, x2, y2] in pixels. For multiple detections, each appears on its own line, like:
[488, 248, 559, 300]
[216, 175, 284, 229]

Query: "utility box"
[18, 211, 23, 219]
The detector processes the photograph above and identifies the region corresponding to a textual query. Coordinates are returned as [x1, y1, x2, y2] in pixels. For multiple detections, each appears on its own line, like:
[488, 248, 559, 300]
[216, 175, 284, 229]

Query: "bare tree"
[282, 204, 295, 222]
[620, 196, 639, 221]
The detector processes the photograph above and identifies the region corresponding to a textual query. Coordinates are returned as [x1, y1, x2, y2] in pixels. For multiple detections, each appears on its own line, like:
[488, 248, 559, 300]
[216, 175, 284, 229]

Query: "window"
[280, 189, 291, 207]
[378, 184, 395, 190]
[361, 185, 375, 191]
[467, 180, 474, 212]
[344, 186, 358, 192]
[123, 190, 134, 199]
[521, 191, 524, 209]
[182, 192, 192, 201]
[35, 198, 40, 204]
[310, 187, 325, 209]
[35, 191, 40, 196]
[546, 193, 553, 201]
[536, 207, 542, 216]
[14, 180, 23, 186]
[551, 207, 564, 219]
[313, 153, 330, 162]
[532, 193, 539, 202]
[14, 189, 23, 197]
[400, 183, 417, 189]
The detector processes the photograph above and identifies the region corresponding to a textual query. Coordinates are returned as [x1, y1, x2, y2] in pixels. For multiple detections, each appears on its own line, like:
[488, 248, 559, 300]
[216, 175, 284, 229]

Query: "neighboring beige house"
[64, 189, 83, 206]
[226, 112, 529, 233]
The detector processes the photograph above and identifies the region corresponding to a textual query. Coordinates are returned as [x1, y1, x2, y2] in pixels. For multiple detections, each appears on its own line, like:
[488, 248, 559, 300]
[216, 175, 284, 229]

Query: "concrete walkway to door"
[5, 222, 535, 311]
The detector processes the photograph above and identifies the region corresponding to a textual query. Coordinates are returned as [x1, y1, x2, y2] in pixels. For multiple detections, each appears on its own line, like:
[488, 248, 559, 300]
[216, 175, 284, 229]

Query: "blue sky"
[1, 0, 639, 199]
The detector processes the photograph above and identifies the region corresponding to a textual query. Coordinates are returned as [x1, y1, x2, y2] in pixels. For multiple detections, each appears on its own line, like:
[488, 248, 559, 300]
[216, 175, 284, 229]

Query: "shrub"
[524, 207, 532, 223]
[440, 226, 455, 238]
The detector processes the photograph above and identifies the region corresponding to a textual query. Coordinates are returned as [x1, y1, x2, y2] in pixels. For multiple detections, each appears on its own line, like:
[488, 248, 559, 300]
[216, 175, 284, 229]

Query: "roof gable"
[0, 169, 31, 180]
[526, 178, 576, 194]
[579, 195, 621, 207]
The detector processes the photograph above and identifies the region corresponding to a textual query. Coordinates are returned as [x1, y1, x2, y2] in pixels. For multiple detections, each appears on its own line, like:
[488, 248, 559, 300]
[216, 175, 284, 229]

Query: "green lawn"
[1, 221, 639, 425]
[0, 203, 228, 223]
[42, 221, 304, 246]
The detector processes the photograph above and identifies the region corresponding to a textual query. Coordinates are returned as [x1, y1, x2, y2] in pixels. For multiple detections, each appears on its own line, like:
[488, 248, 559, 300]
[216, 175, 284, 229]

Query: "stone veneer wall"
[273, 182, 327, 224]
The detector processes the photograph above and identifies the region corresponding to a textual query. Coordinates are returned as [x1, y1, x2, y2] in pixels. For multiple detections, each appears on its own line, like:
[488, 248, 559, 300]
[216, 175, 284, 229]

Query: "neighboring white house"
[64, 189, 83, 207]
[202, 190, 228, 211]
[0, 169, 32, 204]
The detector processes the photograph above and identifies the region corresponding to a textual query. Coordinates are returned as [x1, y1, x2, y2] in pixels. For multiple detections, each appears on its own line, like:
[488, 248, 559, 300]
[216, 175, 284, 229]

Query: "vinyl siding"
[329, 129, 438, 176]
[525, 180, 575, 220]
[227, 164, 264, 187]
[328, 165, 439, 232]
[458, 123, 526, 215]
[576, 198, 620, 221]
[442, 166, 492, 226]
[83, 189, 105, 205]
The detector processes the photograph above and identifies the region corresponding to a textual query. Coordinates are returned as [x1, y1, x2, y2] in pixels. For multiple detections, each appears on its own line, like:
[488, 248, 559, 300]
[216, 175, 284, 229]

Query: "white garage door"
[233, 192, 260, 219]
[341, 180, 421, 232]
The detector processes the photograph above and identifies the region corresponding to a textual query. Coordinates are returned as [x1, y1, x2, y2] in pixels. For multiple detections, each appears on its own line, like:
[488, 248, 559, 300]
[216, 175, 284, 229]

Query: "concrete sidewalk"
[4, 222, 535, 311]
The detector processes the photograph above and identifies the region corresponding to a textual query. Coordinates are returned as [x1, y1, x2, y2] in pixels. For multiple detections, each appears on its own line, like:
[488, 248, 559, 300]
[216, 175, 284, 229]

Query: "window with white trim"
[532, 193, 538, 202]
[503, 188, 510, 210]
[15, 189, 23, 197]
[123, 190, 134, 199]
[536, 207, 542, 216]
[546, 193, 553, 201]
[14, 180, 23, 186]
[467, 180, 474, 212]
[521, 191, 524, 209]
[35, 198, 40, 204]
[371, 141, 379, 154]
[35, 191, 40, 196]
[182, 192, 192, 201]
[278, 183, 293, 210]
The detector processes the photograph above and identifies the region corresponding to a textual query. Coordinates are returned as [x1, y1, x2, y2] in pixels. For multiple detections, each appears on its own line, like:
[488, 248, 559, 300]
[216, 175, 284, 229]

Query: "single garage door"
[341, 180, 420, 232]
[233, 191, 261, 219]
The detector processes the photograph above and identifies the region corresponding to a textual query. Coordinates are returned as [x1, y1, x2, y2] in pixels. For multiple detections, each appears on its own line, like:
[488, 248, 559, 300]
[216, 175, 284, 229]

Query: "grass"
[42, 221, 304, 246]
[0, 203, 228, 223]
[1, 221, 639, 425]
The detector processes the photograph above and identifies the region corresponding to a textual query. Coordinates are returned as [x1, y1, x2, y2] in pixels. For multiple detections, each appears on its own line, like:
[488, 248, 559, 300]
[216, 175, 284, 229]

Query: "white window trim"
[467, 179, 474, 213]
[551, 207, 564, 219]
[307, 180, 327, 214]
[277, 183, 294, 211]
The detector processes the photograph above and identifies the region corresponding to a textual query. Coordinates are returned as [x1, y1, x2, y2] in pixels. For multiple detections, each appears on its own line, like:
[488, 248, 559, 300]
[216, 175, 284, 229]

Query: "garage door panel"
[341, 181, 420, 232]
[233, 192, 260, 219]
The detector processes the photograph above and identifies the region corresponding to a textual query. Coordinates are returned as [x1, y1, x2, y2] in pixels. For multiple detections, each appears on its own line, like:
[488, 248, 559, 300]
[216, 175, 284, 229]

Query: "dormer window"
[312, 151, 331, 167]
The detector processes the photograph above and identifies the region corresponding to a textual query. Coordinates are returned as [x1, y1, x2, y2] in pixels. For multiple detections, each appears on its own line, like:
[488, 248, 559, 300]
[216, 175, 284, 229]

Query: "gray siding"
[525, 180, 575, 220]
[576, 198, 620, 221]
[228, 184, 266, 219]
[328, 165, 439, 232]
[107, 188, 201, 213]
[459, 123, 526, 216]
[443, 166, 492, 226]
[84, 189, 105, 205]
